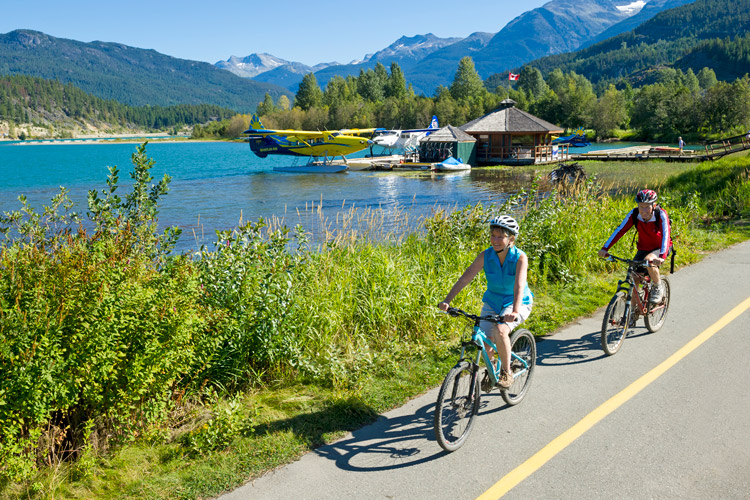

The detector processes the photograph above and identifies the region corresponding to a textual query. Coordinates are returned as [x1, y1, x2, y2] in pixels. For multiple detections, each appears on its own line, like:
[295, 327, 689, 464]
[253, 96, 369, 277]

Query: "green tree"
[700, 77, 750, 133]
[385, 62, 408, 100]
[517, 67, 548, 100]
[697, 67, 718, 90]
[277, 95, 291, 111]
[591, 85, 628, 138]
[357, 66, 386, 103]
[450, 57, 485, 102]
[323, 76, 353, 107]
[256, 93, 277, 116]
[547, 71, 596, 129]
[295, 73, 323, 111]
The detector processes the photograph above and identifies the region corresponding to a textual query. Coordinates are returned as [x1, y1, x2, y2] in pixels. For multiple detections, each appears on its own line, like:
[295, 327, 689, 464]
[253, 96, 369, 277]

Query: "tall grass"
[2, 144, 749, 495]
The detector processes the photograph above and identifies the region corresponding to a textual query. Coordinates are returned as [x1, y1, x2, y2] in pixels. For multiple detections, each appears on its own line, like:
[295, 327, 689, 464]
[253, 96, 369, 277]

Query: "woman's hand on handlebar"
[504, 311, 519, 323]
[438, 301, 450, 312]
[597, 249, 609, 259]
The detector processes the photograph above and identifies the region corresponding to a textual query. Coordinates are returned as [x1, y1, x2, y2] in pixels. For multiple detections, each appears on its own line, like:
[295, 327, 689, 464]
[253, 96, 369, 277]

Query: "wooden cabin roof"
[421, 124, 477, 143]
[460, 99, 563, 134]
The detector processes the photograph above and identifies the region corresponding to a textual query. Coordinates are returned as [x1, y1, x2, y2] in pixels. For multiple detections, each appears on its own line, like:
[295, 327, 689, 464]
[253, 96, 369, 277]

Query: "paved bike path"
[220, 239, 750, 500]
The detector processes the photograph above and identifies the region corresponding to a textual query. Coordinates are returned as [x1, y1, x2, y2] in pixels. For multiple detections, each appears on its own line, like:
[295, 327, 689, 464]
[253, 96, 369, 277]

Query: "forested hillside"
[0, 74, 235, 137]
[0, 30, 291, 112]
[520, 0, 750, 84]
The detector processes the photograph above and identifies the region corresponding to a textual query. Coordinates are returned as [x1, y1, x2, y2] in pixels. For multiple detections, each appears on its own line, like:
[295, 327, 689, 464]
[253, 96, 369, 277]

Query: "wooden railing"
[475, 144, 569, 163]
[703, 133, 750, 158]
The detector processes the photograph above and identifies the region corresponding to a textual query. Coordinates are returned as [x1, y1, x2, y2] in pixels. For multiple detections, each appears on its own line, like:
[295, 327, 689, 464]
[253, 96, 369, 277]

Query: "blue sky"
[0, 0, 550, 66]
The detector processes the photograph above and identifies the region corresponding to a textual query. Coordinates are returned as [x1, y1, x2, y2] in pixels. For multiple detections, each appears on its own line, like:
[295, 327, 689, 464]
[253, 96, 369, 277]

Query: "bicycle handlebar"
[603, 254, 652, 267]
[441, 307, 505, 324]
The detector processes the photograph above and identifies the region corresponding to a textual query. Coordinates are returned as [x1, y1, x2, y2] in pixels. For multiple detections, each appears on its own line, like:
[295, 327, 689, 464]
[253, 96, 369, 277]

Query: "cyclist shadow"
[313, 400, 453, 472]
[535, 330, 608, 366]
[535, 324, 657, 368]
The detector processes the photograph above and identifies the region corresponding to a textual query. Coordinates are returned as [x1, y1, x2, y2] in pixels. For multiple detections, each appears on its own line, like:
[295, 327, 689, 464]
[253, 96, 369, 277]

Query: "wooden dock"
[571, 133, 750, 162]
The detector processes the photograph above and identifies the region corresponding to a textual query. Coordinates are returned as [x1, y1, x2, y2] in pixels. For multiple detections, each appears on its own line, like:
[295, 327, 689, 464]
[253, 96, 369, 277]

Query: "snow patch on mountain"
[615, 0, 646, 14]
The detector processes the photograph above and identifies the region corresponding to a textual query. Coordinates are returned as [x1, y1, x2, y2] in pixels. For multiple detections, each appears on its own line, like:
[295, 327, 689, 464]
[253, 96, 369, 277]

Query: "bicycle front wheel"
[501, 328, 536, 406]
[645, 276, 671, 332]
[601, 291, 629, 355]
[434, 361, 480, 452]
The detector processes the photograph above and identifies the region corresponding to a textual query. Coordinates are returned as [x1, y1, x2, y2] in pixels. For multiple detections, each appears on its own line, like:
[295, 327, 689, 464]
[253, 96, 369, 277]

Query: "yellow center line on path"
[477, 296, 750, 500]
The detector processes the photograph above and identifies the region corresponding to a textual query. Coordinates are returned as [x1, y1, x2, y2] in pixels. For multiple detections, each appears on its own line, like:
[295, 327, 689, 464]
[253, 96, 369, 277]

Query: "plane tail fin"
[249, 114, 264, 130]
[429, 115, 439, 130]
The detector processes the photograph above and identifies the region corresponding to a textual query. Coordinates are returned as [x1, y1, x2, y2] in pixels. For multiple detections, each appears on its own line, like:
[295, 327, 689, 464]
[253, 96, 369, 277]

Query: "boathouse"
[460, 99, 567, 165]
[419, 125, 477, 165]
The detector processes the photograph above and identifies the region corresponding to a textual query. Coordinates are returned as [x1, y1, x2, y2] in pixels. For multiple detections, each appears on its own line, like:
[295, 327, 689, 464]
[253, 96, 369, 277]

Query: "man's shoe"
[498, 369, 513, 389]
[649, 282, 663, 303]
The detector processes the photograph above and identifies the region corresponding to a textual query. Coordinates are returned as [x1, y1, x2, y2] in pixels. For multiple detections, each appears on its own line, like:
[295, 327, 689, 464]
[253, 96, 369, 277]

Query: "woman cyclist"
[598, 189, 672, 304]
[438, 215, 533, 389]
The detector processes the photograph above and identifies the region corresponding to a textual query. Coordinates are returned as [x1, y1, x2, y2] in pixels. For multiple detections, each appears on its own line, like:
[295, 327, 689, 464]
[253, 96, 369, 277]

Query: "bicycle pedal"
[480, 370, 494, 392]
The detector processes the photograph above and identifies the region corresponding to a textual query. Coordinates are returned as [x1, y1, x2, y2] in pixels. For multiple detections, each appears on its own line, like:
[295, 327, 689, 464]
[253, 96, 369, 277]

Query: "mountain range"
[0, 30, 290, 113]
[2, 0, 748, 119]
[220, 0, 694, 94]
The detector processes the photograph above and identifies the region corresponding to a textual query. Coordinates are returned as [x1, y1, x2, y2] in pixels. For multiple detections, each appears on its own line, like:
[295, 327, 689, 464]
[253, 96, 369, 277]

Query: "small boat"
[273, 164, 347, 173]
[433, 156, 471, 172]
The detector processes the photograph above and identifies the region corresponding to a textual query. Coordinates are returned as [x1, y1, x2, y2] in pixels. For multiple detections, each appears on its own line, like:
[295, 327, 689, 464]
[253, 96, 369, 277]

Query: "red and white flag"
[509, 72, 519, 81]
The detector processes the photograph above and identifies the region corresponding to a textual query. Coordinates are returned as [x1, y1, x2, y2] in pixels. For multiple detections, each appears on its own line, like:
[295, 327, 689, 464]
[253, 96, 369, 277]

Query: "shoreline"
[2, 137, 233, 146]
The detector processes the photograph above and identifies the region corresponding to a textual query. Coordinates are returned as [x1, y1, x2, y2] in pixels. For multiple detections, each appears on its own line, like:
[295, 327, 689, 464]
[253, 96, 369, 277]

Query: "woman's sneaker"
[499, 369, 513, 389]
[649, 282, 664, 303]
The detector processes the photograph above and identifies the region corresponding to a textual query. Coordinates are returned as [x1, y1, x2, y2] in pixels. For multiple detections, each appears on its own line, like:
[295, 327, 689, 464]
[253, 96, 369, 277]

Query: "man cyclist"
[598, 189, 672, 304]
[438, 215, 533, 389]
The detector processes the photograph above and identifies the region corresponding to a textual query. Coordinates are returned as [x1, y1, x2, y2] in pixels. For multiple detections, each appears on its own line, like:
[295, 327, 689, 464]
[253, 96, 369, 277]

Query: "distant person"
[438, 215, 533, 389]
[598, 189, 672, 309]
[678, 136, 685, 153]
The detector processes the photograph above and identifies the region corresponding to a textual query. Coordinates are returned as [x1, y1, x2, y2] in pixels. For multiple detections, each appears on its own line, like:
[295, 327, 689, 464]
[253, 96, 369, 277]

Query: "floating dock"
[571, 134, 750, 162]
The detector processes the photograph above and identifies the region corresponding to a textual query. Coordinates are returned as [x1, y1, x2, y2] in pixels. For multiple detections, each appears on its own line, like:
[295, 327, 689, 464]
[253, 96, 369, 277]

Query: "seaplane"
[370, 116, 439, 154]
[243, 115, 376, 173]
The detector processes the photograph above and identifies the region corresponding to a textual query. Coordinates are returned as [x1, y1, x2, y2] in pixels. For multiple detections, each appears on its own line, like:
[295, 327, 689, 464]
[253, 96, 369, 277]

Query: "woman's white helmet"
[488, 215, 519, 236]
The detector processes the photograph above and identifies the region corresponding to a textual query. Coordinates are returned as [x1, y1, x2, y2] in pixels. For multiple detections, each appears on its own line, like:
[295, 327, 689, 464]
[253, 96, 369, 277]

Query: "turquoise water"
[1, 141, 536, 252]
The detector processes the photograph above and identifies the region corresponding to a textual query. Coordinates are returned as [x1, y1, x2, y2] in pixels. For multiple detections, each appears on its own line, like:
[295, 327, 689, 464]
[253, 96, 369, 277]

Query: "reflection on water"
[1, 142, 558, 253]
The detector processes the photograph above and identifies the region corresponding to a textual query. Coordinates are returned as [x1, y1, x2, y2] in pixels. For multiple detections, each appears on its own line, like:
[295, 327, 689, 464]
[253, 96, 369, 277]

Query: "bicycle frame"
[458, 318, 530, 386]
[608, 255, 661, 318]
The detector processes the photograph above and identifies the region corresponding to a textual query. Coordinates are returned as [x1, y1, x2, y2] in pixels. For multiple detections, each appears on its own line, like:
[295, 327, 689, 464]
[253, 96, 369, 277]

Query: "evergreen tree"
[450, 57, 485, 102]
[295, 73, 323, 111]
[385, 62, 407, 100]
[256, 93, 277, 116]
[697, 67, 718, 89]
[517, 67, 548, 99]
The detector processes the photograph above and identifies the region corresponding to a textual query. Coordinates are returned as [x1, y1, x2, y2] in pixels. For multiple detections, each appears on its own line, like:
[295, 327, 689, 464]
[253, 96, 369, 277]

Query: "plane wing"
[338, 127, 382, 136]
[244, 128, 327, 139]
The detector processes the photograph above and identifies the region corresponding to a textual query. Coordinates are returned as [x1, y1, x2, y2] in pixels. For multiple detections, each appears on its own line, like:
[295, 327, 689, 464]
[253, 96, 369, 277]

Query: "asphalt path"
[221, 239, 750, 500]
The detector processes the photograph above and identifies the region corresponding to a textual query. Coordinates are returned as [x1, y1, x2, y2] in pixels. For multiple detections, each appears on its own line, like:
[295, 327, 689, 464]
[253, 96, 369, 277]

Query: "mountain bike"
[434, 307, 536, 452]
[600, 254, 671, 356]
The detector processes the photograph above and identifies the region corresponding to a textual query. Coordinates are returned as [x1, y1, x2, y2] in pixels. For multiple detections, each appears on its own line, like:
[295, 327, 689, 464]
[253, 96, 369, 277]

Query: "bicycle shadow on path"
[535, 321, 657, 367]
[312, 393, 514, 473]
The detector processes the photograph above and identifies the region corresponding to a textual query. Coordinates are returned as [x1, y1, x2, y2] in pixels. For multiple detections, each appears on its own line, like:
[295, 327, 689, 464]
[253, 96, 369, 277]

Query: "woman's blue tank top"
[482, 245, 533, 311]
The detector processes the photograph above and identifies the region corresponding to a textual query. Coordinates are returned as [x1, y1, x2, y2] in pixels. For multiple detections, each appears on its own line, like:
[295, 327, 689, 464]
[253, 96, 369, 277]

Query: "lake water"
[1, 141, 546, 252]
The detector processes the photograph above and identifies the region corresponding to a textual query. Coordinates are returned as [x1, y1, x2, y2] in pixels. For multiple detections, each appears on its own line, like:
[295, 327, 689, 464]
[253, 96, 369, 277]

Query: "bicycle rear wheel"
[601, 291, 629, 355]
[501, 328, 536, 406]
[434, 361, 480, 452]
[645, 276, 671, 332]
